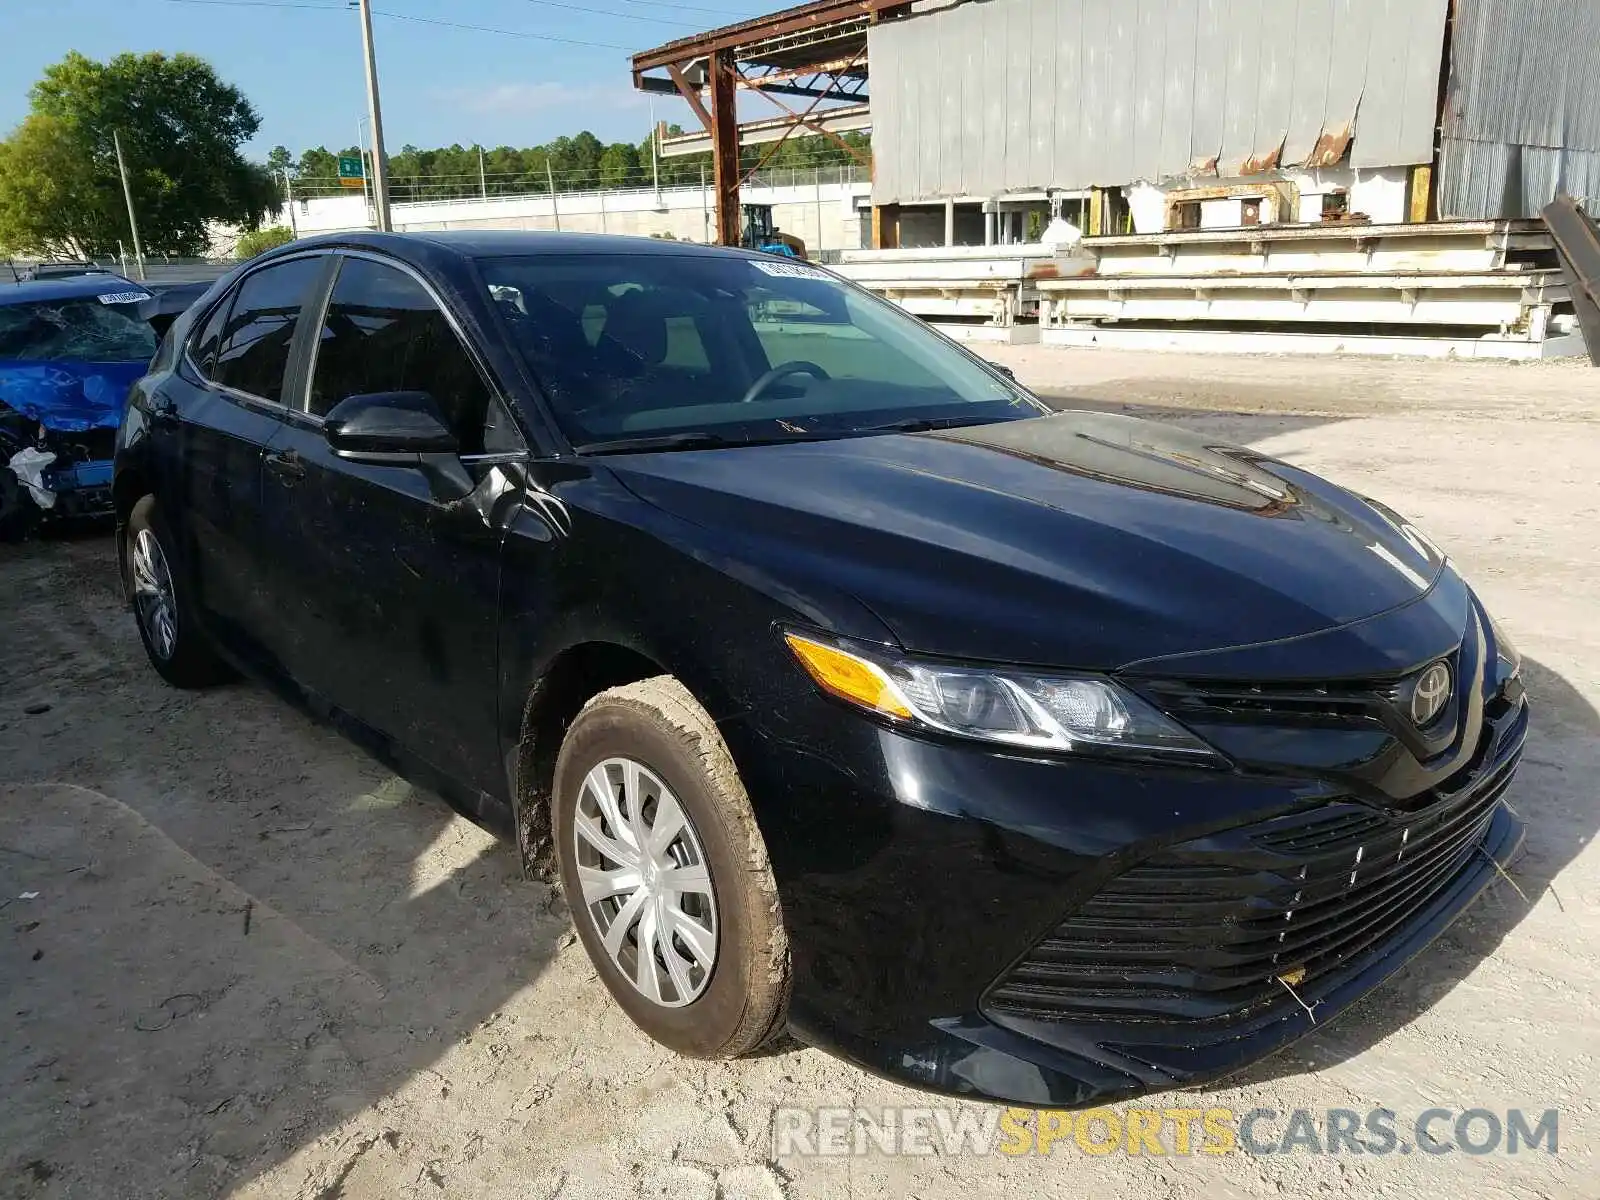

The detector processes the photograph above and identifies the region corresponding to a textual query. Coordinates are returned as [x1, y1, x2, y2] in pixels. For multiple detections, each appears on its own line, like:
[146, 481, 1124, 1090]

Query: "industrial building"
[633, 0, 1600, 357]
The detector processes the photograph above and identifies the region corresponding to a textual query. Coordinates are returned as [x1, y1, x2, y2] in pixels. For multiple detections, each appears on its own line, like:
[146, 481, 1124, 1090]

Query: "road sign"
[337, 155, 364, 188]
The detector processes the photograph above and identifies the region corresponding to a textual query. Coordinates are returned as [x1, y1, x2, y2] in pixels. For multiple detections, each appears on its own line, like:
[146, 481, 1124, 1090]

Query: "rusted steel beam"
[744, 51, 871, 169]
[666, 64, 714, 135]
[632, 0, 905, 75]
[709, 49, 742, 246]
[739, 56, 863, 89]
[1543, 196, 1600, 366]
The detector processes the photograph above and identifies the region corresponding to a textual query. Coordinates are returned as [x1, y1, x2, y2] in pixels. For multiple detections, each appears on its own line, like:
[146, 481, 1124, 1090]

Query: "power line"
[608, 0, 764, 16]
[510, 0, 704, 29]
[151, 0, 343, 10]
[144, 1, 651, 48]
[370, 9, 638, 51]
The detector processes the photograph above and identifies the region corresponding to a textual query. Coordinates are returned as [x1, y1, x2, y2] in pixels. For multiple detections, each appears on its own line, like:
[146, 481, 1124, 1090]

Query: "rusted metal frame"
[739, 47, 870, 177]
[632, 0, 901, 75]
[739, 56, 862, 90]
[709, 49, 742, 245]
[737, 91, 834, 187]
[748, 86, 873, 167]
[666, 63, 714, 135]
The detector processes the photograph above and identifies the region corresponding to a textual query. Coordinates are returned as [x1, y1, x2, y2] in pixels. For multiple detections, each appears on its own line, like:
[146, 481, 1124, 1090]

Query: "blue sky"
[4, 0, 773, 155]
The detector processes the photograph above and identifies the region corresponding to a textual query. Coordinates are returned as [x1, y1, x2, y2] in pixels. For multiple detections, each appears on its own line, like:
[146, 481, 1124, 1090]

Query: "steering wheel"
[739, 360, 831, 405]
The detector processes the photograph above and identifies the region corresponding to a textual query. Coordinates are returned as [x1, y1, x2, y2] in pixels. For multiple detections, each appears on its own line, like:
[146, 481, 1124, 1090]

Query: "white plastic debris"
[8, 447, 57, 509]
[1040, 217, 1084, 253]
[18, 891, 39, 900]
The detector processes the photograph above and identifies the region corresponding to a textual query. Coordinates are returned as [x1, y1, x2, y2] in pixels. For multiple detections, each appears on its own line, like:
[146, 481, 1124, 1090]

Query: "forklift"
[739, 203, 807, 259]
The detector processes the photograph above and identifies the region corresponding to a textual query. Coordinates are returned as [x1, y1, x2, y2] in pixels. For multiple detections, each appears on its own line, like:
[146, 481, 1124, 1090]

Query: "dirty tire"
[553, 676, 790, 1059]
[123, 495, 233, 689]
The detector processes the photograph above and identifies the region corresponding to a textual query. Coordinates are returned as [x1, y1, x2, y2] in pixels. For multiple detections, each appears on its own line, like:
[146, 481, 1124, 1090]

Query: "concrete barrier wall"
[278, 181, 872, 255]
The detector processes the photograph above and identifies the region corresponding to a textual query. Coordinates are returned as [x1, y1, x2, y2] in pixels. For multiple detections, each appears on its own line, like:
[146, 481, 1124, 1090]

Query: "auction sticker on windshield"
[96, 290, 152, 305]
[750, 260, 833, 281]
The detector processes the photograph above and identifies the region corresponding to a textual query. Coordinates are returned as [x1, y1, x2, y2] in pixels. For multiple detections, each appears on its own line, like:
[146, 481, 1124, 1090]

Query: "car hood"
[609, 411, 1446, 670]
[0, 360, 145, 432]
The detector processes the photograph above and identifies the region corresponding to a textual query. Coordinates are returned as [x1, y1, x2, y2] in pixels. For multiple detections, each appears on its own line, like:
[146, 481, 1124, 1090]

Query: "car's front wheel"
[122, 495, 232, 688]
[552, 676, 789, 1058]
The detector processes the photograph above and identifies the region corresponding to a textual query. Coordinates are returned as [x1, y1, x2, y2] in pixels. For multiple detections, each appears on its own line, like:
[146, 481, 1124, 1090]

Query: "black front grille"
[1140, 676, 1410, 727]
[986, 741, 1522, 1026]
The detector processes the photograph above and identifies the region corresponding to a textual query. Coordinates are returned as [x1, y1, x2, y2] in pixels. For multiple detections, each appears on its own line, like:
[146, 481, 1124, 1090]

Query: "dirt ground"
[3, 347, 1598, 1199]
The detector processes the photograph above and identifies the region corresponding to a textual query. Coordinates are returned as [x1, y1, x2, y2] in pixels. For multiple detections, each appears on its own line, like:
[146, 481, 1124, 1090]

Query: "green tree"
[265, 145, 294, 178]
[599, 143, 642, 189]
[297, 146, 338, 182]
[236, 225, 294, 259]
[0, 51, 278, 257]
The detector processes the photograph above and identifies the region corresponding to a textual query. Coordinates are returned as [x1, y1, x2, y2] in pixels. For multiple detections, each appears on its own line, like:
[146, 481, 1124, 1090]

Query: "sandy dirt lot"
[3, 348, 1598, 1199]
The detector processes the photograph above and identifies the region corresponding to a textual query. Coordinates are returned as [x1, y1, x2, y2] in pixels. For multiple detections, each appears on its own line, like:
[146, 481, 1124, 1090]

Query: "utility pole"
[478, 145, 487, 200]
[649, 104, 660, 196]
[282, 169, 298, 238]
[358, 117, 373, 222]
[112, 130, 146, 281]
[546, 160, 561, 231]
[356, 0, 392, 231]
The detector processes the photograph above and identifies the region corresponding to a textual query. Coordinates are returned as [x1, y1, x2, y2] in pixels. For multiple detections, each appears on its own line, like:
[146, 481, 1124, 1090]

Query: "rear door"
[159, 254, 331, 656]
[260, 251, 520, 793]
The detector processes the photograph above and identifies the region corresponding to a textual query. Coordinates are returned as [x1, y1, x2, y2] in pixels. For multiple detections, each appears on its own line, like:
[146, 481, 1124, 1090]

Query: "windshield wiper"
[572, 432, 732, 455]
[855, 415, 998, 435]
[572, 429, 833, 455]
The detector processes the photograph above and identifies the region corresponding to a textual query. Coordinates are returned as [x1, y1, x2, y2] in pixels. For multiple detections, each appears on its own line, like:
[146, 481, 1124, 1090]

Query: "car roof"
[0, 272, 150, 307]
[288, 229, 768, 263]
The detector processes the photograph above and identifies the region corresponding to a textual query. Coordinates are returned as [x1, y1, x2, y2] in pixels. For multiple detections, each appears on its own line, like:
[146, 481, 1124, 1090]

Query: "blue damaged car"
[0, 272, 157, 538]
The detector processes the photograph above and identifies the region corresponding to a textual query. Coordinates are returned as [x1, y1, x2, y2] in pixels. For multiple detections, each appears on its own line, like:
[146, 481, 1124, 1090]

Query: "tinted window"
[0, 298, 156, 363]
[189, 297, 232, 377]
[477, 254, 1034, 447]
[309, 258, 493, 452]
[213, 257, 324, 402]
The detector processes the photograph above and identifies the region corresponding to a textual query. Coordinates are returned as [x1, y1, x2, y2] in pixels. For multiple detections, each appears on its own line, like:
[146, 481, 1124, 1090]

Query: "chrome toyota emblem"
[1410, 661, 1452, 727]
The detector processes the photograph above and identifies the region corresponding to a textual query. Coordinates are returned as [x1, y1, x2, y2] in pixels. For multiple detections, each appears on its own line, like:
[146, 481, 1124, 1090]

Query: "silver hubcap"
[130, 528, 177, 661]
[573, 757, 718, 1008]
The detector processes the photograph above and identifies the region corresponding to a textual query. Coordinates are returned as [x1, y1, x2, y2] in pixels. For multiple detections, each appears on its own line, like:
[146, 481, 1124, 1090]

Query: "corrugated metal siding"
[1440, 0, 1600, 219]
[868, 0, 1448, 203]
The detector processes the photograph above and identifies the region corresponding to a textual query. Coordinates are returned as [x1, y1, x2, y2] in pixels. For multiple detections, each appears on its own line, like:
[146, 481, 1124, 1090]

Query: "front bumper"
[736, 673, 1528, 1108]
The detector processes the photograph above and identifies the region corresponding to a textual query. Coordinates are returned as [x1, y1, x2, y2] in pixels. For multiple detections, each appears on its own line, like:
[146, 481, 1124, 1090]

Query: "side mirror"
[324, 391, 459, 462]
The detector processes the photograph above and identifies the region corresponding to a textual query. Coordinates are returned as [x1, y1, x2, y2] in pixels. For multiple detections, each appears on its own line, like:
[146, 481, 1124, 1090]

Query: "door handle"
[264, 449, 307, 481]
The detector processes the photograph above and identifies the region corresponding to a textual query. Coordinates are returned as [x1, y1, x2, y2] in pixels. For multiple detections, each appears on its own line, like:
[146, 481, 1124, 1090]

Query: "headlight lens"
[1486, 610, 1521, 679]
[784, 632, 1220, 761]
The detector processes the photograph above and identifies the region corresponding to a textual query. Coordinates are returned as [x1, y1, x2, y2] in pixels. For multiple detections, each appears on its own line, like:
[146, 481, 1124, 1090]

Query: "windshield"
[0, 297, 157, 363]
[476, 253, 1042, 449]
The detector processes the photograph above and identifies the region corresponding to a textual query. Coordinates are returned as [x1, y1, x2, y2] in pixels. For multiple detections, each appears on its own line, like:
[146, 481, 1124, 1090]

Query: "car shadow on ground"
[0, 536, 573, 1198]
[1214, 654, 1597, 1090]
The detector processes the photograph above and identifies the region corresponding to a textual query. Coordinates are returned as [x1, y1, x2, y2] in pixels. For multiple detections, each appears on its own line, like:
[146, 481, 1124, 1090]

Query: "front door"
[260, 253, 520, 794]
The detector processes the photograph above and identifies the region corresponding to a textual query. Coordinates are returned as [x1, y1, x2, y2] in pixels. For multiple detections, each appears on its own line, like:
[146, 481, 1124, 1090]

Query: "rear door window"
[211, 257, 324, 403]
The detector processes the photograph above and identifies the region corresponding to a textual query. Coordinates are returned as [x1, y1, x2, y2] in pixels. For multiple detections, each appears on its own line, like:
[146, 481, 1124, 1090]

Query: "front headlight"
[784, 632, 1221, 762]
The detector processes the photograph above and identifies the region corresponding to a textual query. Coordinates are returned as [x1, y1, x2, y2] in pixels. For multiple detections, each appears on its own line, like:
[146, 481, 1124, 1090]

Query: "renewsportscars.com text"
[772, 1106, 1559, 1158]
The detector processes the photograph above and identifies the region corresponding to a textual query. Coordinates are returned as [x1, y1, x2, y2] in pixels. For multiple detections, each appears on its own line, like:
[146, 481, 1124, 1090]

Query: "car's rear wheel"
[552, 676, 789, 1058]
[123, 495, 232, 688]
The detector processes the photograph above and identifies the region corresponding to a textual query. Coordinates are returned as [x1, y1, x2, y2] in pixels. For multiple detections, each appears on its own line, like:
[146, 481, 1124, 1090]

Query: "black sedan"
[113, 231, 1528, 1107]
